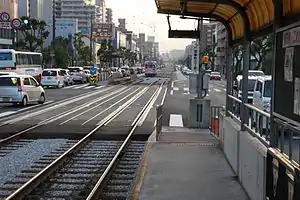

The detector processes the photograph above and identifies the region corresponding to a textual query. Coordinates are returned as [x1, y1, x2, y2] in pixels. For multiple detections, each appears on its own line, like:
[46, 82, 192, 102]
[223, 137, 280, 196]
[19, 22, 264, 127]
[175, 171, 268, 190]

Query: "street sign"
[89, 75, 97, 85]
[0, 22, 10, 28]
[92, 23, 114, 39]
[11, 18, 22, 29]
[0, 12, 10, 22]
[90, 67, 97, 75]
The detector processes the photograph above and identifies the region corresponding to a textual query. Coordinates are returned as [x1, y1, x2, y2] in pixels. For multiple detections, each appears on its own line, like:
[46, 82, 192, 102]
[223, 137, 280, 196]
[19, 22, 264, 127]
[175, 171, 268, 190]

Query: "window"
[23, 78, 30, 85]
[263, 81, 272, 97]
[30, 78, 38, 86]
[32, 55, 42, 65]
[28, 54, 33, 64]
[0, 53, 12, 61]
[42, 70, 57, 76]
[240, 79, 257, 91]
[256, 81, 263, 93]
[0, 77, 18, 86]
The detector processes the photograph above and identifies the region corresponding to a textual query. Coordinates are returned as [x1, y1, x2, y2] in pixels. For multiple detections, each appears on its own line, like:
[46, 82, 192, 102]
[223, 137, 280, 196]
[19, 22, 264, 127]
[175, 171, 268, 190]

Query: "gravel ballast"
[0, 139, 68, 188]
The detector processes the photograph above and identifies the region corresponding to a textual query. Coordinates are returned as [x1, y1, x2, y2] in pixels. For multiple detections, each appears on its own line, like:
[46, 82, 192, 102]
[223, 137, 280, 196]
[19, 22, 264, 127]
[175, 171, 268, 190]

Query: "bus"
[144, 61, 157, 77]
[0, 49, 43, 81]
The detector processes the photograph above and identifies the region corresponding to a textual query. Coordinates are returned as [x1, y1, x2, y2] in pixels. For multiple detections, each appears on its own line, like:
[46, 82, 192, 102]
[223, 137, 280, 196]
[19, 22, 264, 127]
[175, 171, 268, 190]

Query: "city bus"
[0, 49, 43, 82]
[144, 61, 157, 77]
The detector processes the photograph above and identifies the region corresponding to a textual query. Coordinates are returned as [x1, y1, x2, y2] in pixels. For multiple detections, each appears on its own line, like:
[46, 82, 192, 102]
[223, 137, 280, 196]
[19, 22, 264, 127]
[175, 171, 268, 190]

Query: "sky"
[106, 0, 197, 52]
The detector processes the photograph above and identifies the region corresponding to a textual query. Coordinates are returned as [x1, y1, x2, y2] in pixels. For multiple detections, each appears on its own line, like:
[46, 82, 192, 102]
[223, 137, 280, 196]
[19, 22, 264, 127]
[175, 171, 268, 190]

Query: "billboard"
[92, 23, 114, 39]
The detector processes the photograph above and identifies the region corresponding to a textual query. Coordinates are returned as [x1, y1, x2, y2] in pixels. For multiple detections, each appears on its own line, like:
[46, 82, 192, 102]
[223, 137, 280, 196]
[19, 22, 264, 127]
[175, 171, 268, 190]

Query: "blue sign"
[90, 67, 97, 75]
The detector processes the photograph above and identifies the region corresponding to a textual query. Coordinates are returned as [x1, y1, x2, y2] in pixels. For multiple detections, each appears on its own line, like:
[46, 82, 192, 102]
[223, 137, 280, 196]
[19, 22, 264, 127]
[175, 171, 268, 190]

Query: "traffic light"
[23, 19, 29, 25]
[202, 55, 209, 63]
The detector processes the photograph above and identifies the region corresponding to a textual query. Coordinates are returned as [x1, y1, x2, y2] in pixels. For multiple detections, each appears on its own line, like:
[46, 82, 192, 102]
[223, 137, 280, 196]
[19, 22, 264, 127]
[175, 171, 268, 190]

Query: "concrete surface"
[137, 127, 249, 200]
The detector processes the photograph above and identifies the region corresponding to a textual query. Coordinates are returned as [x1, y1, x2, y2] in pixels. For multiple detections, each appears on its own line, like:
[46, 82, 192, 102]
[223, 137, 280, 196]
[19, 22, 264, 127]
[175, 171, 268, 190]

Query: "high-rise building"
[215, 22, 227, 75]
[118, 18, 126, 32]
[43, 0, 61, 24]
[147, 36, 155, 43]
[106, 8, 112, 23]
[18, 0, 44, 19]
[96, 0, 106, 23]
[201, 22, 217, 52]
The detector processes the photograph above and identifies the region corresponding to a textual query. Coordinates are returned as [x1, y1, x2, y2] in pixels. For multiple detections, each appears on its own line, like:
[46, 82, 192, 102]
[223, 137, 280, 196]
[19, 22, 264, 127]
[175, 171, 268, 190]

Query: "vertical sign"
[284, 47, 294, 82]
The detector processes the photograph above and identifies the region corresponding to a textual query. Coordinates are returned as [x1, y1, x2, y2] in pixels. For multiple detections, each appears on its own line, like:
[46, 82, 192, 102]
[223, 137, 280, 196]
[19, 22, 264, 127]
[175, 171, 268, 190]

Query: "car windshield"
[0, 53, 12, 61]
[0, 77, 19, 86]
[42, 70, 57, 76]
[239, 79, 256, 91]
[264, 80, 272, 97]
[60, 70, 67, 75]
[69, 68, 81, 72]
[211, 72, 220, 76]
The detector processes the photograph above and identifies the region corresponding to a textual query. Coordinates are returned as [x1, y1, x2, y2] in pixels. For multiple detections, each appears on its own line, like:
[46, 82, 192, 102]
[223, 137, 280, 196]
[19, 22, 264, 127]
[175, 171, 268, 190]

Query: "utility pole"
[89, 14, 93, 64]
[52, 0, 56, 46]
[197, 18, 204, 98]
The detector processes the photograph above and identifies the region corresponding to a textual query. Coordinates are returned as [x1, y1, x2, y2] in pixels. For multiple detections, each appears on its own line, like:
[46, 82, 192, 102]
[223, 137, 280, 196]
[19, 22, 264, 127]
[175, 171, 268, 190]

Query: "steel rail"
[4, 81, 156, 200]
[86, 81, 165, 199]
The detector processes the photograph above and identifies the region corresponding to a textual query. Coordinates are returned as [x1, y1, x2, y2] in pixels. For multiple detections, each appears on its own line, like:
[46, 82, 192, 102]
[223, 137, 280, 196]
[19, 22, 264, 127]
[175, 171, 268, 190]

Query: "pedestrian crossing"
[62, 84, 105, 90]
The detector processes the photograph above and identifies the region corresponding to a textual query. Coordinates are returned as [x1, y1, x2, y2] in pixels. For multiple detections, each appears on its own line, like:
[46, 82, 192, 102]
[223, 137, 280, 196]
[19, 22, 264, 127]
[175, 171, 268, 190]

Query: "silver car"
[68, 67, 86, 84]
[0, 75, 45, 106]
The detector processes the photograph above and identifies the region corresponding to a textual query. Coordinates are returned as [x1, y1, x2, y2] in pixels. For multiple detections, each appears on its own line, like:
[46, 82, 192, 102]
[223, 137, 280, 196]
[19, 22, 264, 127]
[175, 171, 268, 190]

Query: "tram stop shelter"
[152, 0, 300, 199]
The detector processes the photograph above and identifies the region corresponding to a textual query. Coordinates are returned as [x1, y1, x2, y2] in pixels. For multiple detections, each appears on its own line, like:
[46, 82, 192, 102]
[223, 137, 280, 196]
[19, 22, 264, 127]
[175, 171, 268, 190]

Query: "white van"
[40, 69, 64, 88]
[252, 75, 272, 130]
[233, 75, 258, 103]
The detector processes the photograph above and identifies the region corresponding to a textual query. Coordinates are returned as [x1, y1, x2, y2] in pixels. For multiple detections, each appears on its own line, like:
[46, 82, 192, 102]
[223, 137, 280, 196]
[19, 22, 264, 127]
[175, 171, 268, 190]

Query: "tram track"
[0, 81, 164, 199]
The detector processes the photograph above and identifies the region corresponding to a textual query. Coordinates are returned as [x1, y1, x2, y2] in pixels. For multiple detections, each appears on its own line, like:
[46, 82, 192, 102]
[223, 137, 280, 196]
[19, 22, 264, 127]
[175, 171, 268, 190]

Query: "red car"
[210, 72, 221, 80]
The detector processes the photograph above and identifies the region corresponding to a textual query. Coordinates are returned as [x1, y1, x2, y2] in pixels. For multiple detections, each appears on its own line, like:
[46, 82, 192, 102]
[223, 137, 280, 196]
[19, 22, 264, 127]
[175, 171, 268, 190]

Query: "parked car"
[40, 69, 64, 88]
[60, 69, 73, 86]
[68, 67, 86, 83]
[210, 72, 221, 80]
[0, 74, 45, 106]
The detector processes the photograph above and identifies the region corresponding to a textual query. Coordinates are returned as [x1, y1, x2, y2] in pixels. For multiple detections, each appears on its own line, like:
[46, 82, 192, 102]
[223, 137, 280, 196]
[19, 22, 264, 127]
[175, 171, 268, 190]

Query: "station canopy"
[155, 0, 300, 44]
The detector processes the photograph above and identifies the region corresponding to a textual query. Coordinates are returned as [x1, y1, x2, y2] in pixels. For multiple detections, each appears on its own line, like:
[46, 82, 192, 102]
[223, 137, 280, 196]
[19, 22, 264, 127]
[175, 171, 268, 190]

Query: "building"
[153, 42, 159, 60]
[96, 0, 106, 23]
[18, 0, 43, 19]
[201, 22, 217, 52]
[2, 0, 18, 19]
[43, 0, 62, 23]
[215, 22, 227, 75]
[105, 8, 112, 23]
[183, 44, 193, 68]
[45, 19, 78, 46]
[147, 36, 155, 43]
[118, 18, 126, 32]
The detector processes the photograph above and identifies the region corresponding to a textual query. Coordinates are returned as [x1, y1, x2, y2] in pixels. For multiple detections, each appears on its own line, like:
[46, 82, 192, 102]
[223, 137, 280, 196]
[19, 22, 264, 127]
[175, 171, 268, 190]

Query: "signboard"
[0, 12, 22, 29]
[89, 75, 97, 85]
[90, 67, 97, 75]
[92, 23, 114, 39]
[282, 26, 300, 48]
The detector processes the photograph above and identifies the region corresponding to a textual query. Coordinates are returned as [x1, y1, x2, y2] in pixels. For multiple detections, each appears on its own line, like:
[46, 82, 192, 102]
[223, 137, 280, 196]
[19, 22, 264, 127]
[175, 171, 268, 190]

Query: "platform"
[132, 127, 249, 200]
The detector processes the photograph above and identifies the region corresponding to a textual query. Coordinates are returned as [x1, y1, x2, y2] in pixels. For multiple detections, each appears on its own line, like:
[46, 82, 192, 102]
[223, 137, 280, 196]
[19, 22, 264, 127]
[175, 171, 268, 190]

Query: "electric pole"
[197, 18, 204, 98]
[52, 0, 56, 46]
[90, 14, 93, 64]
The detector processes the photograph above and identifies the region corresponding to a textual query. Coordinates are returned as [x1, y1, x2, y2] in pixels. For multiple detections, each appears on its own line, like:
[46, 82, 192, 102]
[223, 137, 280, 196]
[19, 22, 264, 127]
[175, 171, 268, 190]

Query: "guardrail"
[210, 106, 225, 137]
[156, 104, 163, 141]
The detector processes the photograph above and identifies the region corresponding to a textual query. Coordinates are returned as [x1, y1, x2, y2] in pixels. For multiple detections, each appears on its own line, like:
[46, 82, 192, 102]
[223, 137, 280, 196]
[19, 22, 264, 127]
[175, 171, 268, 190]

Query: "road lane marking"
[183, 87, 189, 91]
[214, 88, 222, 92]
[171, 81, 174, 88]
[84, 85, 96, 89]
[18, 101, 54, 112]
[161, 87, 168, 105]
[170, 90, 173, 95]
[94, 86, 105, 89]
[0, 111, 18, 118]
[173, 87, 179, 91]
[169, 114, 183, 127]
[73, 84, 89, 89]
[62, 85, 77, 89]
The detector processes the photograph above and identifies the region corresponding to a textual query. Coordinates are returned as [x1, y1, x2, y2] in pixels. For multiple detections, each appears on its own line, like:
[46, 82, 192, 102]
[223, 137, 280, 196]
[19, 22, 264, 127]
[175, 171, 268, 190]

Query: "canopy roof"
[155, 0, 300, 44]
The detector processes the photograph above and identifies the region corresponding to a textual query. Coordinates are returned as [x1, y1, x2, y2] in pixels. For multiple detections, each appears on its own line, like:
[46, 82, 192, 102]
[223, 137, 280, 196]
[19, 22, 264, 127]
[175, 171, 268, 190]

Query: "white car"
[68, 67, 86, 83]
[0, 74, 45, 106]
[40, 69, 64, 88]
[60, 69, 73, 86]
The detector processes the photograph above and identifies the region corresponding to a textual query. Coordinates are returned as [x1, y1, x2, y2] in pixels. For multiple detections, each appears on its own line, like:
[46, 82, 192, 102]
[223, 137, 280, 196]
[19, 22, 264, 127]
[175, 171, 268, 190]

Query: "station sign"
[92, 23, 114, 39]
[0, 12, 22, 29]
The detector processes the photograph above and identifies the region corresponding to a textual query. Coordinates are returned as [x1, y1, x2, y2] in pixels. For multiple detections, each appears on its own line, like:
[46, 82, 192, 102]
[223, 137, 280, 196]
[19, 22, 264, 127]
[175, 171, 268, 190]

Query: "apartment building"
[106, 8, 112, 23]
[215, 22, 227, 75]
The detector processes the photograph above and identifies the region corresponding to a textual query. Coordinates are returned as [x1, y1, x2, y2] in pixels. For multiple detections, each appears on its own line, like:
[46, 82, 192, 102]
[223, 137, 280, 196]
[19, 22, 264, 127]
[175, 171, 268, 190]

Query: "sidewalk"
[132, 127, 249, 200]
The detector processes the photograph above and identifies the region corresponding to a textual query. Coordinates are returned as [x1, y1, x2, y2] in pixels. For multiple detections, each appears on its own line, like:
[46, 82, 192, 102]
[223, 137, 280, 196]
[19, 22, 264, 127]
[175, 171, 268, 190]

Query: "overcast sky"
[107, 0, 196, 52]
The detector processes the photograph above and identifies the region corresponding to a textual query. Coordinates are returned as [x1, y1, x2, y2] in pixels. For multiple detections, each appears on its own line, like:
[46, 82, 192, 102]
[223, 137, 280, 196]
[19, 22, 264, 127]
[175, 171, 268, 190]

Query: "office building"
[106, 8, 112, 23]
[215, 22, 227, 75]
[18, 0, 44, 19]
[96, 0, 106, 23]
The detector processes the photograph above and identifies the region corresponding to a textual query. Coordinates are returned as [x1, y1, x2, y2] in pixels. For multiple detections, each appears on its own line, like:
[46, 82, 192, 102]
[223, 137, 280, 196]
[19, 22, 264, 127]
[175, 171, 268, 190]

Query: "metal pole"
[197, 18, 204, 99]
[90, 14, 93, 64]
[52, 0, 56, 45]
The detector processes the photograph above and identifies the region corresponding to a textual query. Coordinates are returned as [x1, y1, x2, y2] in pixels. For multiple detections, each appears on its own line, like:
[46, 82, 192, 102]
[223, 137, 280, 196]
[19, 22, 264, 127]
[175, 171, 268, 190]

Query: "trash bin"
[210, 116, 219, 136]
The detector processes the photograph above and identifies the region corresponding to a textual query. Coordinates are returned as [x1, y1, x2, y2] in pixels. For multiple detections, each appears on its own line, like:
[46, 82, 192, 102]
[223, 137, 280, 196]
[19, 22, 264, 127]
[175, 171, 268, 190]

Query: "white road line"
[171, 81, 174, 88]
[84, 86, 96, 89]
[170, 90, 173, 95]
[161, 87, 167, 105]
[183, 87, 189, 91]
[94, 86, 105, 89]
[214, 88, 222, 92]
[169, 114, 183, 127]
[18, 100, 54, 112]
[0, 111, 18, 118]
[173, 87, 179, 91]
[73, 84, 89, 89]
[62, 85, 77, 89]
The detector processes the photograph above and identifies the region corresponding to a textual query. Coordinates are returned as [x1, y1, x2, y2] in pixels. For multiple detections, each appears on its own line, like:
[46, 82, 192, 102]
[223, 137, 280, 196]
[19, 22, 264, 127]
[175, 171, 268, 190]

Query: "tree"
[73, 33, 92, 66]
[97, 40, 117, 67]
[128, 52, 137, 66]
[42, 37, 70, 68]
[250, 35, 273, 70]
[16, 16, 49, 51]
[118, 47, 131, 66]
[233, 44, 244, 77]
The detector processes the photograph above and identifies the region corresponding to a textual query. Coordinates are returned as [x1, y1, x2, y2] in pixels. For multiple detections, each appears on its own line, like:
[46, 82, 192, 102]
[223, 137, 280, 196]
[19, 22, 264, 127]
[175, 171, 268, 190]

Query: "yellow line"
[130, 142, 153, 200]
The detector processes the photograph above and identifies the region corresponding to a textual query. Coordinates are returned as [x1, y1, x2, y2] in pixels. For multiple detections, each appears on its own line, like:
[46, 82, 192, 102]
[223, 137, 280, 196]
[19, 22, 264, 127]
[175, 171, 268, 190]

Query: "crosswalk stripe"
[0, 111, 18, 118]
[94, 86, 105, 89]
[84, 86, 95, 89]
[73, 84, 89, 89]
[62, 85, 77, 89]
[214, 88, 222, 92]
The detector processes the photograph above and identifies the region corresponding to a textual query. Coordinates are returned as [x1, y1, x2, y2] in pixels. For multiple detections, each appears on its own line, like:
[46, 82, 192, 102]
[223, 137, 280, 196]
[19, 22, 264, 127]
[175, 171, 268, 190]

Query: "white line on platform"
[170, 90, 173, 95]
[183, 87, 189, 91]
[0, 111, 18, 118]
[173, 87, 179, 91]
[214, 88, 222, 92]
[169, 114, 183, 127]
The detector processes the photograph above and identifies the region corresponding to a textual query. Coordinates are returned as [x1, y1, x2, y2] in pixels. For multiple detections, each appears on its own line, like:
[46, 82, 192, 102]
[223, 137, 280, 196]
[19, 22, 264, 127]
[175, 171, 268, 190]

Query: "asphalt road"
[0, 74, 170, 140]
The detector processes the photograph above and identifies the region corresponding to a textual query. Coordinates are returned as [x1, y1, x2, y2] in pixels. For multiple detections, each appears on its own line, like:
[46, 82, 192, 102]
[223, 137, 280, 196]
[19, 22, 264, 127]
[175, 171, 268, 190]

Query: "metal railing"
[156, 104, 163, 141]
[210, 106, 225, 137]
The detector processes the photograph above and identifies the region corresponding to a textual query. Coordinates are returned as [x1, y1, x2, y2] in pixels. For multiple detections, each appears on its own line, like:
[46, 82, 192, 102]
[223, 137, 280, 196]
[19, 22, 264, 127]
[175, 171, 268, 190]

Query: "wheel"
[38, 93, 45, 104]
[21, 96, 28, 107]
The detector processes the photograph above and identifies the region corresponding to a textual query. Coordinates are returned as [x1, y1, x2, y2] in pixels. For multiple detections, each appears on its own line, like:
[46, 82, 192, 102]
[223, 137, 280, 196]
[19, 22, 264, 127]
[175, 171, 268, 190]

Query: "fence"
[156, 104, 163, 141]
